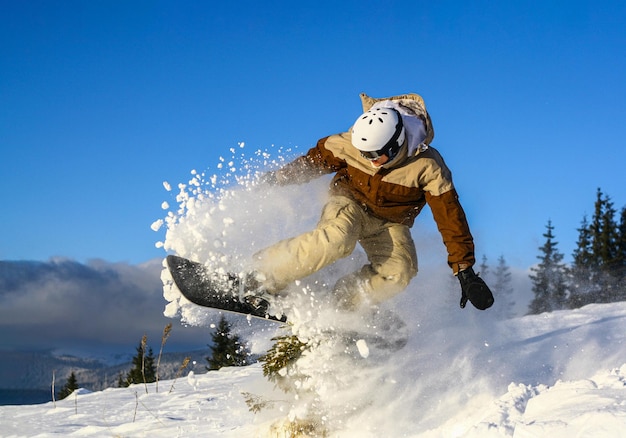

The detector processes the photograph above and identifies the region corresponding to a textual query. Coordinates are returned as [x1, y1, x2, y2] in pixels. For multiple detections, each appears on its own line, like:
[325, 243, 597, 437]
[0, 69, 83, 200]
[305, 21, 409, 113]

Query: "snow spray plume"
[154, 142, 325, 328]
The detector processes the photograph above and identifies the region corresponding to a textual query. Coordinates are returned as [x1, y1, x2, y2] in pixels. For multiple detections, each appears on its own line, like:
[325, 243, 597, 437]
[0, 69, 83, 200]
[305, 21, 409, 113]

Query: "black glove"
[458, 267, 494, 310]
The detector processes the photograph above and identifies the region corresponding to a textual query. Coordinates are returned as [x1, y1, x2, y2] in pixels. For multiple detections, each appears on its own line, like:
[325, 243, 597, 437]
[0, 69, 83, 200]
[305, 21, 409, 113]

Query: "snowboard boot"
[237, 272, 275, 315]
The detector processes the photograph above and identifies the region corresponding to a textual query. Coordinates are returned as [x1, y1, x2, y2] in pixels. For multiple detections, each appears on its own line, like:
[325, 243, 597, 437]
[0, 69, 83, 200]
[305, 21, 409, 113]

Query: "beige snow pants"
[253, 195, 418, 308]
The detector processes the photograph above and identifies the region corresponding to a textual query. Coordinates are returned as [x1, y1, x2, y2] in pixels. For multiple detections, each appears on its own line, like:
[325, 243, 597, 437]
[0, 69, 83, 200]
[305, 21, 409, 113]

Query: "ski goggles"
[360, 142, 396, 161]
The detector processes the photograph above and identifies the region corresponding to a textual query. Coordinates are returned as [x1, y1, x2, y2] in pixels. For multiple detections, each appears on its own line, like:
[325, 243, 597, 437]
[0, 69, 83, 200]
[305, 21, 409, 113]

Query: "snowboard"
[166, 255, 407, 351]
[166, 255, 287, 323]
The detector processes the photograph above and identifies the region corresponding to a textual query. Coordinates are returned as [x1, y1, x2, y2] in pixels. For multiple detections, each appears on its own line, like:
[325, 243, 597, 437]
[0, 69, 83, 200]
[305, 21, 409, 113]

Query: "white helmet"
[351, 107, 406, 160]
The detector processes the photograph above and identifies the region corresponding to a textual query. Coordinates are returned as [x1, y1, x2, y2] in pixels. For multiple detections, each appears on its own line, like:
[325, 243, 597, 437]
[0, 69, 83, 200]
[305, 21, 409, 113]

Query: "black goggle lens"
[360, 144, 392, 160]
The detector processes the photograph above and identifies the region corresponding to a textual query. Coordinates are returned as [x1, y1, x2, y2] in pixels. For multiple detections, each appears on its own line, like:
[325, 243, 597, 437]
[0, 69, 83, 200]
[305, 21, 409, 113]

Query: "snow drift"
[2, 303, 626, 437]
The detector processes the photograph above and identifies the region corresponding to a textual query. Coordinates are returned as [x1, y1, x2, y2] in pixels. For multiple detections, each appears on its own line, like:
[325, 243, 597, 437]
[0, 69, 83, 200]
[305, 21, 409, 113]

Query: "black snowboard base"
[166, 255, 287, 323]
[166, 255, 407, 351]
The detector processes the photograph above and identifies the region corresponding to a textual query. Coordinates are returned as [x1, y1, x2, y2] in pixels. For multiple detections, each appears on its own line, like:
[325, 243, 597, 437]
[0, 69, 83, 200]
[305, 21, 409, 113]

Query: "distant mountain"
[0, 349, 212, 402]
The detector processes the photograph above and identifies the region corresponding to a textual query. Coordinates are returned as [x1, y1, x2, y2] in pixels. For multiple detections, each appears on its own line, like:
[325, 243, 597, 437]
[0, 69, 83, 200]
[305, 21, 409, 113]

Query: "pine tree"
[206, 315, 250, 370]
[570, 189, 623, 307]
[122, 336, 156, 387]
[57, 371, 79, 400]
[259, 334, 309, 393]
[594, 190, 620, 302]
[572, 215, 594, 267]
[116, 371, 126, 388]
[528, 221, 569, 314]
[570, 215, 596, 308]
[589, 189, 605, 265]
[599, 192, 619, 274]
[618, 207, 626, 272]
[493, 255, 515, 319]
[617, 207, 626, 298]
[478, 255, 490, 283]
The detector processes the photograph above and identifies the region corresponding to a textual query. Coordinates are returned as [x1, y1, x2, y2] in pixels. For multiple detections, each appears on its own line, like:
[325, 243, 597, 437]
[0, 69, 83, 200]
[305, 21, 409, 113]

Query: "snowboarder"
[245, 93, 494, 313]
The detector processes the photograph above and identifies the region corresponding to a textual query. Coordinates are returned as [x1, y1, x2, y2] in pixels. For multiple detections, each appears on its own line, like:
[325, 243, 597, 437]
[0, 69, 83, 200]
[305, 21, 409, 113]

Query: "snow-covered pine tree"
[259, 333, 308, 389]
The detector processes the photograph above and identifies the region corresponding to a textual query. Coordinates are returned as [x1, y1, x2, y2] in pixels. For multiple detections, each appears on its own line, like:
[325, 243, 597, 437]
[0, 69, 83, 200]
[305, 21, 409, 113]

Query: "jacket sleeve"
[425, 189, 476, 274]
[273, 136, 346, 184]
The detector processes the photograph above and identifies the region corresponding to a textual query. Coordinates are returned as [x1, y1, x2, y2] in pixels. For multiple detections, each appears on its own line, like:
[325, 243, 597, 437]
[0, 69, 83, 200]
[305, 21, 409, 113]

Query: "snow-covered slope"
[1, 302, 626, 437]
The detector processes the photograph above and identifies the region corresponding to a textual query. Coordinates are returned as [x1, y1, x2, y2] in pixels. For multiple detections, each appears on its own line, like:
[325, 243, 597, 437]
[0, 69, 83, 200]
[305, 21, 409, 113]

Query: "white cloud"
[0, 259, 208, 354]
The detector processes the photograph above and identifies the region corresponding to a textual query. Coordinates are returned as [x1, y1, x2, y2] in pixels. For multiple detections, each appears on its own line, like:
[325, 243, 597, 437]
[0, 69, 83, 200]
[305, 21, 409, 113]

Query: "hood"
[370, 100, 429, 156]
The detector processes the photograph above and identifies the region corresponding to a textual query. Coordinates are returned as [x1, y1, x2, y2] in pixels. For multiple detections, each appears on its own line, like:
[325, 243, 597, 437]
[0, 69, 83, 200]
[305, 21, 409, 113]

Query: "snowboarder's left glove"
[458, 267, 494, 310]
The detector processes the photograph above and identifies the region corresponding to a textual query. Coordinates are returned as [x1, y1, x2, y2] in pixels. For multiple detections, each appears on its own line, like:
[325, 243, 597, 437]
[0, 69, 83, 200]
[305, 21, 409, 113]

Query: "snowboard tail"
[166, 255, 287, 322]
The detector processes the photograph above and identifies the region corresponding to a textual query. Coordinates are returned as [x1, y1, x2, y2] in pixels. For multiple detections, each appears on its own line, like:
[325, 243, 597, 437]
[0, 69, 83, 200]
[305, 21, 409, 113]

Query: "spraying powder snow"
[152, 143, 620, 436]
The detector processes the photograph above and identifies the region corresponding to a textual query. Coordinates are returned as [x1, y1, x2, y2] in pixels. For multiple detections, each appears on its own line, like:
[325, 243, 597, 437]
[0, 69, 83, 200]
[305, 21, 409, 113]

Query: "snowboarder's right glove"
[458, 267, 494, 310]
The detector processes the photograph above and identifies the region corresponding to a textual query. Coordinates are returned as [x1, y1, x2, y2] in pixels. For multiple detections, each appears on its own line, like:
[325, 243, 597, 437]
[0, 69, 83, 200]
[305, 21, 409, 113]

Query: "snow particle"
[150, 219, 164, 231]
[356, 339, 370, 358]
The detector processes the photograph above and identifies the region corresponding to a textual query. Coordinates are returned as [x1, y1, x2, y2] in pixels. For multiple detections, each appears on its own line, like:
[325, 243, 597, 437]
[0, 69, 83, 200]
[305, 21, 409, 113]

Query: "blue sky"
[2, 0, 626, 269]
